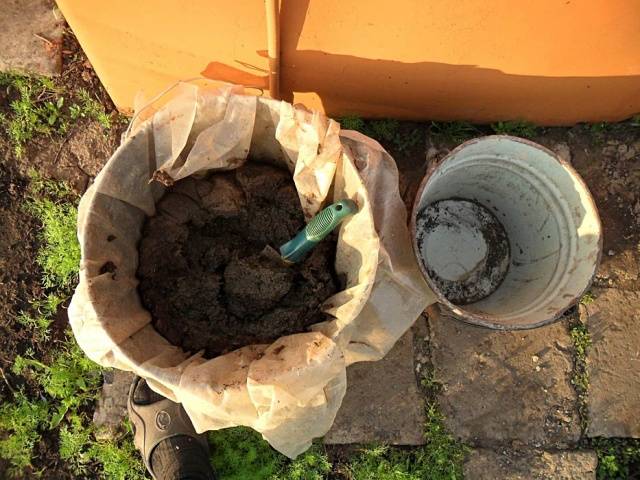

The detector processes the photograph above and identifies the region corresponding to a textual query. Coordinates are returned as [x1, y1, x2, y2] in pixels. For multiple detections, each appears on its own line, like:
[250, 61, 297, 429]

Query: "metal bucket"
[411, 136, 602, 329]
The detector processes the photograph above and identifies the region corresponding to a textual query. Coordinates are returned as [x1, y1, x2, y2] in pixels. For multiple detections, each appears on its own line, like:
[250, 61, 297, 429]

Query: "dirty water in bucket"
[415, 199, 510, 305]
[137, 162, 339, 358]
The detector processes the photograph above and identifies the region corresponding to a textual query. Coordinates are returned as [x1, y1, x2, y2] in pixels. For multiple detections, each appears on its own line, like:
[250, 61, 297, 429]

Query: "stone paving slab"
[0, 0, 63, 76]
[429, 306, 580, 448]
[324, 325, 426, 445]
[463, 449, 597, 480]
[93, 369, 135, 440]
[586, 288, 640, 438]
[96, 327, 426, 446]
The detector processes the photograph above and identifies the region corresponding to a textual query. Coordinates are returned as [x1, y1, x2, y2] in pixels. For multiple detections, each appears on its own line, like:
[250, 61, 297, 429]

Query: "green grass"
[209, 427, 332, 480]
[0, 73, 114, 157]
[280, 444, 332, 480]
[490, 120, 538, 138]
[209, 427, 284, 480]
[24, 171, 80, 288]
[207, 390, 466, 480]
[339, 116, 423, 152]
[347, 404, 467, 480]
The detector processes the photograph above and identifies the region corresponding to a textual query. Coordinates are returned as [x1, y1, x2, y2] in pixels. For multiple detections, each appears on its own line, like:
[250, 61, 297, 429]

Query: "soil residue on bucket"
[416, 198, 510, 305]
[137, 162, 339, 358]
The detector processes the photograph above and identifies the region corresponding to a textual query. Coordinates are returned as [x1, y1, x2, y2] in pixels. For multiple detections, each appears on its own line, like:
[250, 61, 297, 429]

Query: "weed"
[279, 444, 331, 480]
[587, 122, 616, 145]
[59, 413, 147, 480]
[429, 121, 479, 144]
[347, 445, 414, 480]
[570, 322, 592, 361]
[16, 311, 52, 342]
[15, 292, 64, 341]
[339, 116, 422, 152]
[0, 73, 114, 157]
[420, 369, 441, 393]
[28, 169, 75, 198]
[630, 114, 640, 128]
[589, 438, 640, 479]
[4, 332, 144, 479]
[13, 334, 103, 427]
[59, 413, 93, 474]
[0, 392, 50, 477]
[568, 317, 640, 479]
[569, 316, 591, 434]
[580, 291, 596, 305]
[345, 403, 467, 480]
[88, 433, 148, 480]
[0, 74, 67, 156]
[0, 173, 143, 478]
[393, 126, 423, 153]
[491, 120, 538, 138]
[368, 119, 401, 143]
[421, 402, 468, 478]
[25, 171, 80, 289]
[70, 89, 112, 129]
[589, 122, 613, 136]
[340, 115, 367, 132]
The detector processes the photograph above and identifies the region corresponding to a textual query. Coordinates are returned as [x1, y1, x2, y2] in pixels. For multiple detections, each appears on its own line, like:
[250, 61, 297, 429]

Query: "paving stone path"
[0, 0, 63, 76]
[463, 449, 598, 480]
[429, 307, 580, 449]
[325, 326, 426, 445]
[586, 288, 640, 438]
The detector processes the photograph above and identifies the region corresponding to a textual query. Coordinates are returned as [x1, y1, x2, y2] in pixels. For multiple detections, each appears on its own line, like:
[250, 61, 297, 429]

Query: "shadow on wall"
[201, 0, 640, 125]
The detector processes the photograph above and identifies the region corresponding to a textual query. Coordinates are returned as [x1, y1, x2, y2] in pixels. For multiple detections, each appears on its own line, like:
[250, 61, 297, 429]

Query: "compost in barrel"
[136, 162, 339, 358]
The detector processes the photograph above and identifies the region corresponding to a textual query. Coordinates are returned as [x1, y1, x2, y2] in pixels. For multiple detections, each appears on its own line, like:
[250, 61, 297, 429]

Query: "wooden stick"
[265, 0, 280, 100]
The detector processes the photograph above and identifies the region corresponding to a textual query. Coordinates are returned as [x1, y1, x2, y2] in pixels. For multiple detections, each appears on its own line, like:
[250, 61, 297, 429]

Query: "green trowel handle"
[279, 199, 358, 263]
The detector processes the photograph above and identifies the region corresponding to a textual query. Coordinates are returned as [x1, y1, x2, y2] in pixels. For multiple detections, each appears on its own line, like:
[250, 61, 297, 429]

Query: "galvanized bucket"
[411, 136, 602, 329]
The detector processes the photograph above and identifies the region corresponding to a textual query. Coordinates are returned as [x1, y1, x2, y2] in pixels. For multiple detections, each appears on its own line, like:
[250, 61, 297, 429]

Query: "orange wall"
[57, 0, 640, 125]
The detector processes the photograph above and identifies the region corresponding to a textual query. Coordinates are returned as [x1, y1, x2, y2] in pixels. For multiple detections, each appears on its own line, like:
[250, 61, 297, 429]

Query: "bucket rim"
[410, 134, 603, 330]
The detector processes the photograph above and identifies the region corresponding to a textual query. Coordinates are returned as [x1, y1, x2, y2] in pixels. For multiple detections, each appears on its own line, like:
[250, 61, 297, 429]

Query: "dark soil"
[137, 162, 339, 358]
[0, 163, 42, 382]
